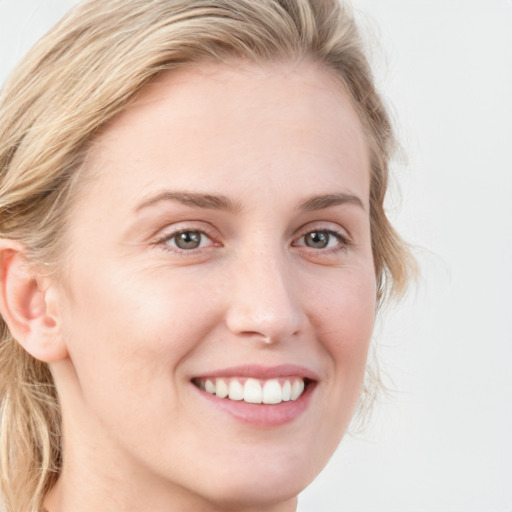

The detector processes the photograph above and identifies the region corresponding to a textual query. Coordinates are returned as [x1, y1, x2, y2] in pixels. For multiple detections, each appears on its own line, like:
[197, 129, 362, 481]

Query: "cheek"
[59, 266, 218, 406]
[299, 268, 376, 465]
[314, 266, 376, 347]
[312, 266, 376, 398]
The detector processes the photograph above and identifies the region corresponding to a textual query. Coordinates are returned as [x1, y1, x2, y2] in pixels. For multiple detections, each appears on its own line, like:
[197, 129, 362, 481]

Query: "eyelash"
[293, 228, 351, 253]
[154, 226, 351, 256]
[155, 228, 217, 255]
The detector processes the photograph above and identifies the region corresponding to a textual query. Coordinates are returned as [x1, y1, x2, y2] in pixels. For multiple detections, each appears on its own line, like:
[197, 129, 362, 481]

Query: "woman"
[0, 1, 413, 511]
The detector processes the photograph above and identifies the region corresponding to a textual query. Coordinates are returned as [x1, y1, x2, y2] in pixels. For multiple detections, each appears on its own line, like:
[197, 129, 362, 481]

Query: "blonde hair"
[0, 0, 414, 510]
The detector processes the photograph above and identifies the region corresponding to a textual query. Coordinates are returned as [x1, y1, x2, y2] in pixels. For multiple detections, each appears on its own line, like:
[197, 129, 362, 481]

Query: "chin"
[201, 478, 302, 512]
[187, 449, 320, 510]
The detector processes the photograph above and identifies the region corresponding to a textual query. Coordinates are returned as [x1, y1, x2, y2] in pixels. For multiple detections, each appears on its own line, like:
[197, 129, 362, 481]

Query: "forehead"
[81, 60, 370, 210]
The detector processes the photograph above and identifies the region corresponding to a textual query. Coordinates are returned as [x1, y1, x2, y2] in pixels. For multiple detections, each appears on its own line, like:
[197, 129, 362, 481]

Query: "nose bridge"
[225, 241, 304, 342]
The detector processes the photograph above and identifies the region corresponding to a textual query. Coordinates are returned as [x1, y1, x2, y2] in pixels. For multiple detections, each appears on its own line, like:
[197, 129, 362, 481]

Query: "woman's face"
[51, 61, 376, 509]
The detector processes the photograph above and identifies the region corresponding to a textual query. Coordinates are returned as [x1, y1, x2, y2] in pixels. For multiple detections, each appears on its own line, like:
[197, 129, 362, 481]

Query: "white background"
[1, 1, 511, 511]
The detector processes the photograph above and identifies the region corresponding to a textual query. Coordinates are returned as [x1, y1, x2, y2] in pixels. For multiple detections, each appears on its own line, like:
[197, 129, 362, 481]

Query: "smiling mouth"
[192, 377, 308, 405]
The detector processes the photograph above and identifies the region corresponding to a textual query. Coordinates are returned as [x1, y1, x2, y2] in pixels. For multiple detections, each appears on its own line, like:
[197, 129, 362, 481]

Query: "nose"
[224, 247, 306, 345]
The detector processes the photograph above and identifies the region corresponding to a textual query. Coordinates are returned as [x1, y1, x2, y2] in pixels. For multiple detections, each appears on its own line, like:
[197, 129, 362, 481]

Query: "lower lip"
[193, 382, 316, 428]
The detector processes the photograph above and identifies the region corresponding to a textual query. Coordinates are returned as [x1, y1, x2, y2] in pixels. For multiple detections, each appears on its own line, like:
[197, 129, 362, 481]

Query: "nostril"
[241, 332, 273, 345]
[225, 303, 305, 343]
[223, 261, 304, 336]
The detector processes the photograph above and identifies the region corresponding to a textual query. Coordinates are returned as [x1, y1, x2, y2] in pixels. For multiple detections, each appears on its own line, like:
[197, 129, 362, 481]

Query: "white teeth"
[291, 379, 305, 400]
[205, 379, 215, 394]
[262, 379, 282, 404]
[197, 377, 307, 404]
[216, 378, 229, 398]
[228, 380, 244, 400]
[244, 378, 263, 404]
[282, 380, 291, 402]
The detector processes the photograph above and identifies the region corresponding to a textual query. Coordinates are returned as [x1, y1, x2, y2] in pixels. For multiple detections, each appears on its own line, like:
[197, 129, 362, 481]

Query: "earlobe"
[0, 241, 68, 362]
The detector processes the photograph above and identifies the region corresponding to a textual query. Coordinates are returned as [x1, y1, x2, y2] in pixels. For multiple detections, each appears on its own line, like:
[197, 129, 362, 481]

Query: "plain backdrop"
[1, 1, 511, 511]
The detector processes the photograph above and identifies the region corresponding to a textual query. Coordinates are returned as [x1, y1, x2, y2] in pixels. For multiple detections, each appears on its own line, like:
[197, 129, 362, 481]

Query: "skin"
[33, 60, 376, 511]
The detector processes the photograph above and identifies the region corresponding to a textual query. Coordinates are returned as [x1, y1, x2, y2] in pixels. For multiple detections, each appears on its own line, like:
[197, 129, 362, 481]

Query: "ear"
[0, 240, 68, 362]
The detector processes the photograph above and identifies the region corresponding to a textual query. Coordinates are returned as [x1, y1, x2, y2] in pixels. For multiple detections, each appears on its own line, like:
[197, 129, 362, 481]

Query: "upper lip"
[192, 364, 319, 381]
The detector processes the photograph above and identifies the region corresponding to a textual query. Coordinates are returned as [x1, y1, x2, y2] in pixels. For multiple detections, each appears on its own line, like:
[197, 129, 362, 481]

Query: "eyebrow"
[297, 193, 366, 212]
[135, 190, 365, 214]
[136, 191, 242, 213]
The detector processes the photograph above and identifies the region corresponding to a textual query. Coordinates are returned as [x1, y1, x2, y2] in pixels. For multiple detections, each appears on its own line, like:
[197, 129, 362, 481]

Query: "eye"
[163, 230, 212, 251]
[294, 229, 349, 251]
[303, 231, 336, 249]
